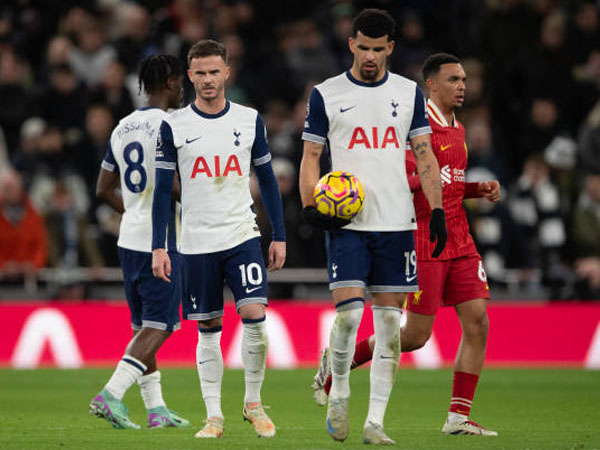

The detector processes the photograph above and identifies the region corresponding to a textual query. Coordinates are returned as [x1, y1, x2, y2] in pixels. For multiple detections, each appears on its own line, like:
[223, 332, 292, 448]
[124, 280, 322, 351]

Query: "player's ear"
[426, 77, 435, 92]
[348, 36, 355, 54]
[386, 39, 395, 56]
[187, 69, 193, 82]
[224, 65, 231, 81]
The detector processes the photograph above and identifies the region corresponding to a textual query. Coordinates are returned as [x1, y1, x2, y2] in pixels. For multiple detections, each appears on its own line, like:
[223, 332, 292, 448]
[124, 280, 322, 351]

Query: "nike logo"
[198, 358, 215, 365]
[186, 136, 202, 144]
[406, 274, 417, 282]
[380, 355, 396, 360]
[245, 286, 261, 294]
[340, 105, 356, 113]
[441, 144, 452, 151]
[248, 350, 263, 355]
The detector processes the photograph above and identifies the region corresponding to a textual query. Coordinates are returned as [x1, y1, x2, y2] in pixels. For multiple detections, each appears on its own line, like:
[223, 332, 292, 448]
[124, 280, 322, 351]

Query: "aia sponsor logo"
[191, 155, 242, 178]
[348, 126, 400, 149]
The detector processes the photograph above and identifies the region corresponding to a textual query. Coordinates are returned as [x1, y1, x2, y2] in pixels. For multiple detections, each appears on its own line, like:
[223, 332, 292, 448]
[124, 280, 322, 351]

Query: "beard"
[359, 64, 380, 82]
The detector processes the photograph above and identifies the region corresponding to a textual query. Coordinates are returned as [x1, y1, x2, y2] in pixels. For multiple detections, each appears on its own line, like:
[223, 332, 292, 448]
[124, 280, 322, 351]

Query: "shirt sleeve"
[152, 120, 176, 249]
[251, 113, 272, 166]
[408, 85, 432, 139]
[101, 142, 119, 173]
[301, 87, 329, 145]
[252, 114, 286, 241]
[155, 120, 177, 171]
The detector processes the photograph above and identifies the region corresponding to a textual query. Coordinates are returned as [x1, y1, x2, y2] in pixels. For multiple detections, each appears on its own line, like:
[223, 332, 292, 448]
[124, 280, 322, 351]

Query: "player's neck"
[430, 97, 455, 126]
[146, 94, 169, 112]
[194, 96, 227, 115]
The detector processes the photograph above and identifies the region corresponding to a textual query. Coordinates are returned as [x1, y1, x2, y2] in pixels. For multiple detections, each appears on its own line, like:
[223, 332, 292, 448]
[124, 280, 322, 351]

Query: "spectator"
[508, 154, 568, 296]
[571, 172, 600, 299]
[0, 49, 36, 156]
[0, 170, 47, 277]
[68, 16, 116, 88]
[89, 60, 134, 121]
[578, 100, 600, 174]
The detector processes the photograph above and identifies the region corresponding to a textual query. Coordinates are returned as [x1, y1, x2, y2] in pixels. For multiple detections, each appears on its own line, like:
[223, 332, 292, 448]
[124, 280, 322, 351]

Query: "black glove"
[429, 208, 447, 258]
[302, 206, 351, 230]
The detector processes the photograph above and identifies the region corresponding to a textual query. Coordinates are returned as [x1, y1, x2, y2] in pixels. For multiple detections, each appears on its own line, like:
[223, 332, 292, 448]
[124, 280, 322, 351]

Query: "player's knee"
[198, 317, 222, 330]
[238, 303, 266, 321]
[464, 311, 489, 342]
[401, 327, 432, 351]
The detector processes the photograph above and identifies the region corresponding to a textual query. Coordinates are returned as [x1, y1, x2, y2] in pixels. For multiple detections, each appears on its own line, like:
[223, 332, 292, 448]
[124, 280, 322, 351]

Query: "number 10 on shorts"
[238, 263, 263, 287]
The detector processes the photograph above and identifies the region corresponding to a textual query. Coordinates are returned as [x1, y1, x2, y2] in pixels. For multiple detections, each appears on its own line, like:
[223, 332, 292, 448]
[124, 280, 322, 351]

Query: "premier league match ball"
[314, 171, 365, 220]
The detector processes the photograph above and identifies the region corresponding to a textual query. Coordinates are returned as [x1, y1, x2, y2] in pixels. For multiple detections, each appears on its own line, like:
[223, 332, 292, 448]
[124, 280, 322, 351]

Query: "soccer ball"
[314, 171, 364, 220]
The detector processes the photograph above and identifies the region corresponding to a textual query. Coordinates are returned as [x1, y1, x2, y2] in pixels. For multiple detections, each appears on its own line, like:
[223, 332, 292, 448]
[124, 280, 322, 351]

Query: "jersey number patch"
[123, 141, 147, 193]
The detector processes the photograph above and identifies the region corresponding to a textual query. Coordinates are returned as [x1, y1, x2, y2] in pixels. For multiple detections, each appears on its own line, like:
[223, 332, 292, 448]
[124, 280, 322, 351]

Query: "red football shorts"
[407, 255, 490, 315]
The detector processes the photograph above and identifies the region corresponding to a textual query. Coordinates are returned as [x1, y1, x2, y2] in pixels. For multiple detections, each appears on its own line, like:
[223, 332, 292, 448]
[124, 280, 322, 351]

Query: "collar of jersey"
[345, 70, 389, 87]
[191, 100, 230, 119]
[137, 106, 161, 111]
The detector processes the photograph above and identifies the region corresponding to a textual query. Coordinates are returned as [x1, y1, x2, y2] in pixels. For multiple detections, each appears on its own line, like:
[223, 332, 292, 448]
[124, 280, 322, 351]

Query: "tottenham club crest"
[391, 100, 399, 117]
[233, 129, 241, 146]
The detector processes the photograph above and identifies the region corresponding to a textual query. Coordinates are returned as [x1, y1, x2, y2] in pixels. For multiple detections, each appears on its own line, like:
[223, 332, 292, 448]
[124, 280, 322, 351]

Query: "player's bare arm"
[96, 168, 124, 214]
[152, 248, 171, 282]
[411, 133, 447, 257]
[410, 134, 442, 209]
[299, 140, 324, 207]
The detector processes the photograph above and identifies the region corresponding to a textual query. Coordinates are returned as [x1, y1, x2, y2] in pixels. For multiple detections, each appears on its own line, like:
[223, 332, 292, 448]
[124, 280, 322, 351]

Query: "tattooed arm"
[410, 134, 442, 209]
[299, 140, 324, 207]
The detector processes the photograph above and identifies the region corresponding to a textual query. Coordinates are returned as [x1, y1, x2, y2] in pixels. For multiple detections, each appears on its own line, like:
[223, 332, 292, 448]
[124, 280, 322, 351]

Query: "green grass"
[1, 368, 599, 449]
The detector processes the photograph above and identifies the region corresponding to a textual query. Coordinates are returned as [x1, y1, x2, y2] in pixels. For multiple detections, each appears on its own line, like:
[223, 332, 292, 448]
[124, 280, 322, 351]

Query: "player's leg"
[181, 252, 226, 438]
[225, 237, 274, 438]
[132, 251, 188, 428]
[361, 230, 419, 445]
[324, 229, 369, 441]
[442, 256, 496, 436]
[90, 248, 147, 429]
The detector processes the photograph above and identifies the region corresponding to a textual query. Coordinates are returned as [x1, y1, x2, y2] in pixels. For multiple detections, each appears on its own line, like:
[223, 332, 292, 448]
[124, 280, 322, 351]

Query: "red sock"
[351, 338, 373, 369]
[324, 338, 373, 396]
[449, 371, 479, 417]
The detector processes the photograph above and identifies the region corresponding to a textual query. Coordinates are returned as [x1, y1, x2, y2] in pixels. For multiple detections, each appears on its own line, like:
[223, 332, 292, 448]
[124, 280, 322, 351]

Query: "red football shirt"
[407, 100, 478, 261]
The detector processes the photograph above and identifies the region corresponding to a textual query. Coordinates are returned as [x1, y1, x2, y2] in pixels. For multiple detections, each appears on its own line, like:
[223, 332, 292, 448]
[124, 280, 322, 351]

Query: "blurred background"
[0, 0, 599, 302]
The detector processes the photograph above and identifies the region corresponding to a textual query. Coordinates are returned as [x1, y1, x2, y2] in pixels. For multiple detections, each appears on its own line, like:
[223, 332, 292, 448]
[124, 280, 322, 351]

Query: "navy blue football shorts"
[181, 237, 268, 321]
[118, 247, 181, 332]
[326, 229, 419, 293]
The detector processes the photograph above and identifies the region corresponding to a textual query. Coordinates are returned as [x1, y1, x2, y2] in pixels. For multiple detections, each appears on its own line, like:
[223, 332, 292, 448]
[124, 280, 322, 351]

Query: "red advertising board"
[1, 301, 599, 369]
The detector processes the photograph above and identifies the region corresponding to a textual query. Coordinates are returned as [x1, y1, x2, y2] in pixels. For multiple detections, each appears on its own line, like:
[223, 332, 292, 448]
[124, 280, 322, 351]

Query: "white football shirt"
[303, 71, 431, 231]
[156, 101, 272, 254]
[102, 107, 176, 252]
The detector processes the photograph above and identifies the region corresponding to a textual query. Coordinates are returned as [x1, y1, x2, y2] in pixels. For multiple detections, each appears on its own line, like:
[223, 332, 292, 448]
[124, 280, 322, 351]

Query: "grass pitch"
[1, 368, 599, 449]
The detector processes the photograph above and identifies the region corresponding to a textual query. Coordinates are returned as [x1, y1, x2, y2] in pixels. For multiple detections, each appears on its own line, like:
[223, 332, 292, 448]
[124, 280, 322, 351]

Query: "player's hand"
[302, 206, 351, 230]
[429, 208, 447, 258]
[152, 248, 171, 282]
[478, 180, 501, 202]
[268, 241, 286, 272]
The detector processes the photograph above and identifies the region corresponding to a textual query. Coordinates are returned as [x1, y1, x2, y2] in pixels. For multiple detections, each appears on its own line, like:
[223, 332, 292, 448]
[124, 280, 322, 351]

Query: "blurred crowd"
[0, 0, 599, 299]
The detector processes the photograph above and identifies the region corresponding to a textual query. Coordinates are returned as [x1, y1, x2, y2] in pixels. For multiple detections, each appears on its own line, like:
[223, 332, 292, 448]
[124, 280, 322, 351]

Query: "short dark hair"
[352, 9, 396, 40]
[422, 53, 461, 81]
[138, 54, 183, 95]
[187, 39, 228, 66]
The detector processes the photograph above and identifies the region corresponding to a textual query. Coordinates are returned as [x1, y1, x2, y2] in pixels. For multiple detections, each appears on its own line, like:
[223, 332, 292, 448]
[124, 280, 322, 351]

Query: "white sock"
[241, 318, 268, 404]
[329, 299, 364, 400]
[105, 356, 147, 400]
[197, 327, 224, 419]
[138, 370, 166, 410]
[448, 411, 468, 423]
[366, 306, 401, 427]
